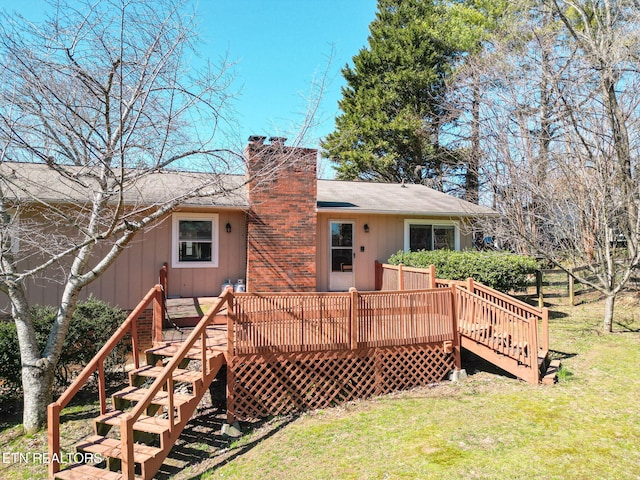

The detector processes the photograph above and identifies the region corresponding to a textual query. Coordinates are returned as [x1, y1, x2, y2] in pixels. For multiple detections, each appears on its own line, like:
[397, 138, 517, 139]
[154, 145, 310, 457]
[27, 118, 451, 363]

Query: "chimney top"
[248, 135, 267, 145]
[269, 136, 287, 145]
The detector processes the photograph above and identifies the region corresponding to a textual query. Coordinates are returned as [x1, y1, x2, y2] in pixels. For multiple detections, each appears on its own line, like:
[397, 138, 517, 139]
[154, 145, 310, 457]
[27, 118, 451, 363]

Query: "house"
[43, 139, 555, 480]
[0, 136, 492, 311]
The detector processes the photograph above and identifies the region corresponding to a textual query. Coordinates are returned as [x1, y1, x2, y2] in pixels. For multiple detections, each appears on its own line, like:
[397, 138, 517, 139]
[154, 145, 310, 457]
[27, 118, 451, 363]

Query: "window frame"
[171, 212, 219, 268]
[403, 219, 460, 252]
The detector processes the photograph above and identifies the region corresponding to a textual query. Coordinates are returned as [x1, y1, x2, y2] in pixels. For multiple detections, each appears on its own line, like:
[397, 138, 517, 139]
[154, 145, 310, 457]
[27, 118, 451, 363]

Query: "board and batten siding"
[0, 209, 247, 312]
[316, 213, 473, 292]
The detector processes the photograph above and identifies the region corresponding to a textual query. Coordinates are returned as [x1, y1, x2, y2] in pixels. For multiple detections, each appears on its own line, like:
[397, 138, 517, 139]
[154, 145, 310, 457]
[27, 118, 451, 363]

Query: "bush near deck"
[388, 250, 538, 293]
[0, 297, 128, 403]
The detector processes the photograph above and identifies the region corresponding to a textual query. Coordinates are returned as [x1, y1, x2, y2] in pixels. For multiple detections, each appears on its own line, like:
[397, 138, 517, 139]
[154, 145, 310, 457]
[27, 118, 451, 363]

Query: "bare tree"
[476, 0, 640, 332]
[0, 0, 318, 432]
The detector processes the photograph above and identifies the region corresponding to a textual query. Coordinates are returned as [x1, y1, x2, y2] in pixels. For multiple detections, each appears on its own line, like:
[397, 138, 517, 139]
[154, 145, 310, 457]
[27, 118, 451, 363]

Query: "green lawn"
[2, 295, 639, 479]
[209, 295, 640, 480]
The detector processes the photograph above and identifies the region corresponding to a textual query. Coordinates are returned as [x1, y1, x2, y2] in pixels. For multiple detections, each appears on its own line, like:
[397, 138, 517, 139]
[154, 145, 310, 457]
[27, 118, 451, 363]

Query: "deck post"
[131, 307, 139, 369]
[47, 403, 61, 478]
[429, 264, 436, 289]
[121, 416, 135, 479]
[97, 359, 107, 415]
[541, 307, 549, 352]
[159, 262, 168, 294]
[374, 261, 383, 290]
[466, 277, 475, 294]
[226, 290, 236, 424]
[349, 287, 359, 350]
[450, 284, 462, 370]
[153, 285, 164, 345]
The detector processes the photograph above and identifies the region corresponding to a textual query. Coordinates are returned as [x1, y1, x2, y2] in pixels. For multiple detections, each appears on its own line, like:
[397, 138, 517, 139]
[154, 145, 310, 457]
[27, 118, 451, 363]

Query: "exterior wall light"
[364, 224, 370, 233]
[226, 222, 232, 233]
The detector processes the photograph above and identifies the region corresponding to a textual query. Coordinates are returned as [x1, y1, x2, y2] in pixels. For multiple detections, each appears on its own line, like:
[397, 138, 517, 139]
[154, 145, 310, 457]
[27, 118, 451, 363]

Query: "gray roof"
[0, 162, 246, 209]
[317, 179, 494, 217]
[1, 162, 493, 217]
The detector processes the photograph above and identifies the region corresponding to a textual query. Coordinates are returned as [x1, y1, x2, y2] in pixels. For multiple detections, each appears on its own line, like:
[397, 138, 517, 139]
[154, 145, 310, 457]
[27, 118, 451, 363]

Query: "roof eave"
[316, 207, 497, 217]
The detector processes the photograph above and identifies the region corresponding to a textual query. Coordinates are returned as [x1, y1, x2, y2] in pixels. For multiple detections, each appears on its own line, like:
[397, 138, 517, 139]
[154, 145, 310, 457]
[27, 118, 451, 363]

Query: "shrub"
[388, 250, 539, 292]
[0, 297, 128, 402]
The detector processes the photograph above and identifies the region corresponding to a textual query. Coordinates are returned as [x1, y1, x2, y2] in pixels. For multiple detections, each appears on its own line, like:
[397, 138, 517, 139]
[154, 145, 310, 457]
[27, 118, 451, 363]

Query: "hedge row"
[0, 297, 128, 402]
[388, 250, 539, 293]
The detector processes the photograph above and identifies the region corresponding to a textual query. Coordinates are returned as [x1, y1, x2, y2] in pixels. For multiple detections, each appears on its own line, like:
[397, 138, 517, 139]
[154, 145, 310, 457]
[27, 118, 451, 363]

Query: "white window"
[404, 219, 459, 251]
[171, 213, 219, 268]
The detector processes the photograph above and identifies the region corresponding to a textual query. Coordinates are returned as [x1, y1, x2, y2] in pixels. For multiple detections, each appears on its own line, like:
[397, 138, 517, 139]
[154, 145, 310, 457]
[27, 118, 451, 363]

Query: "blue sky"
[3, 0, 377, 167]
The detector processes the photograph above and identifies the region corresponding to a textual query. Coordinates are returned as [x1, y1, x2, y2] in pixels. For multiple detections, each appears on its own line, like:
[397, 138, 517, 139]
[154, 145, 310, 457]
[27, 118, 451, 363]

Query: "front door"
[329, 221, 354, 291]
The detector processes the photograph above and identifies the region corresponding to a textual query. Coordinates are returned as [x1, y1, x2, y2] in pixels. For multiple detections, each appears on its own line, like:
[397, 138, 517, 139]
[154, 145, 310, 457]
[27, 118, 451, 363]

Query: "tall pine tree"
[322, 0, 461, 185]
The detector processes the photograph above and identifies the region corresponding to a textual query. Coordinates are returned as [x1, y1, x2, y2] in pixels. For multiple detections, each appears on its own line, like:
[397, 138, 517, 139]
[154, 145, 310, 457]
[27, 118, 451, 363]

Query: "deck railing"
[455, 286, 539, 383]
[375, 262, 548, 381]
[357, 289, 455, 348]
[231, 287, 456, 355]
[467, 278, 549, 352]
[375, 261, 436, 290]
[232, 292, 352, 353]
[47, 285, 164, 479]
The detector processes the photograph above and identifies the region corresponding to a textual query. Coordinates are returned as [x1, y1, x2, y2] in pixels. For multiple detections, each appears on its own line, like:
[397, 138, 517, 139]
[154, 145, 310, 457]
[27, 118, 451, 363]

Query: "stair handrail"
[119, 286, 234, 479]
[47, 284, 164, 479]
[467, 279, 549, 351]
[455, 285, 539, 378]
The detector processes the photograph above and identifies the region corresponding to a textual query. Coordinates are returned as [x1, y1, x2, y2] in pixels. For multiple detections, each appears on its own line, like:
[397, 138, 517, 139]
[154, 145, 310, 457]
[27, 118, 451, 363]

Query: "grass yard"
[2, 294, 639, 479]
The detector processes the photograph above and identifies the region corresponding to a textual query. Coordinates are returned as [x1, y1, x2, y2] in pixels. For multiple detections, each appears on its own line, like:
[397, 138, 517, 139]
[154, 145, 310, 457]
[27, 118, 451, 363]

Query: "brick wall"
[246, 136, 317, 292]
[135, 308, 154, 352]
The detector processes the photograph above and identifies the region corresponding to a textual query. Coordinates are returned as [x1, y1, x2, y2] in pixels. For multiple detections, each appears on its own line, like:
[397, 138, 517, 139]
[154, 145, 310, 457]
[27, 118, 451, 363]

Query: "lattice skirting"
[228, 343, 455, 420]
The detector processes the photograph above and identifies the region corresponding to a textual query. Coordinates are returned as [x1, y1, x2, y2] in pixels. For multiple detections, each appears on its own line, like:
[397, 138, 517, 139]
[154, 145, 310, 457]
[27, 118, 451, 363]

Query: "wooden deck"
[161, 324, 228, 351]
[164, 296, 226, 327]
[49, 264, 555, 480]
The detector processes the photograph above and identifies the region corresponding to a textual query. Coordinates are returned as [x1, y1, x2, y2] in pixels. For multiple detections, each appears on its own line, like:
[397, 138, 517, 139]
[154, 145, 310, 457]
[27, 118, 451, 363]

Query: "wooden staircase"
[53, 345, 224, 480]
[48, 286, 234, 480]
[455, 279, 557, 385]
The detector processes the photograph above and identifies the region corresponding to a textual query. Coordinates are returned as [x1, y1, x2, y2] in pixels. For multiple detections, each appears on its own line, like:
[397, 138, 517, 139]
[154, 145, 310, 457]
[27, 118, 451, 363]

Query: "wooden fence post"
[398, 264, 404, 290]
[374, 261, 383, 290]
[568, 268, 575, 306]
[429, 264, 436, 289]
[349, 287, 359, 350]
[536, 270, 544, 309]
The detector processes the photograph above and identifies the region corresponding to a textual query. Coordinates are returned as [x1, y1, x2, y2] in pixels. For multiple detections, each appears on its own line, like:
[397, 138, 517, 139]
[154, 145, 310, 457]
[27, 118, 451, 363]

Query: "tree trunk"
[8, 282, 55, 433]
[465, 81, 480, 204]
[603, 294, 615, 333]
[21, 357, 55, 434]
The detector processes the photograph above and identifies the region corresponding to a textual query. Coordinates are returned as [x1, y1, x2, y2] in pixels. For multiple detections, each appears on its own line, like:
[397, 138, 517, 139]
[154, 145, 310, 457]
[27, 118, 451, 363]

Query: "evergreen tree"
[322, 0, 462, 185]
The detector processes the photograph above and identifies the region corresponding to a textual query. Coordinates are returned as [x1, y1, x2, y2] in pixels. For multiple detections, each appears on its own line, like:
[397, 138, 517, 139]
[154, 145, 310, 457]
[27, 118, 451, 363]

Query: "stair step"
[145, 343, 218, 360]
[54, 463, 123, 480]
[542, 359, 562, 385]
[95, 410, 170, 435]
[77, 435, 162, 463]
[129, 365, 203, 385]
[113, 386, 195, 408]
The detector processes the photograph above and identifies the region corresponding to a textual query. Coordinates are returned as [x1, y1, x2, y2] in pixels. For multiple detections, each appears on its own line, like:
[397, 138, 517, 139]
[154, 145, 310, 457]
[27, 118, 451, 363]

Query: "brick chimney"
[245, 136, 318, 292]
